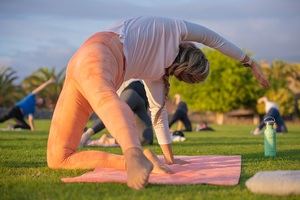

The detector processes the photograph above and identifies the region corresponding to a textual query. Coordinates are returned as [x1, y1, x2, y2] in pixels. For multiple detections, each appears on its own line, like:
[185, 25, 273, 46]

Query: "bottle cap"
[263, 116, 275, 125]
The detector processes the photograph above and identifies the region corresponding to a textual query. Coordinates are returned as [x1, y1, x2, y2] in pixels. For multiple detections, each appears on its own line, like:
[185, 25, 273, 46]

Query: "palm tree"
[285, 63, 300, 94]
[265, 60, 289, 90]
[22, 67, 66, 108]
[286, 63, 300, 117]
[0, 66, 22, 107]
[49, 67, 66, 108]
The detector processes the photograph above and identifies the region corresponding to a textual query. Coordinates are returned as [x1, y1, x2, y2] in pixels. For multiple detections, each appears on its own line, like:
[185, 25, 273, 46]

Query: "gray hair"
[154, 42, 210, 124]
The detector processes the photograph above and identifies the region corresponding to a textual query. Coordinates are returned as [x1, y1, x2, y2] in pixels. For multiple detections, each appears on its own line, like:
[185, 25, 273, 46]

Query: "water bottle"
[264, 116, 276, 157]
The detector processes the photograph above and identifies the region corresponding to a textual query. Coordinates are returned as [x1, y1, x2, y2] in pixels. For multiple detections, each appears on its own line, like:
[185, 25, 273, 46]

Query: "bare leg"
[48, 32, 154, 189]
[73, 39, 152, 189]
[47, 78, 126, 170]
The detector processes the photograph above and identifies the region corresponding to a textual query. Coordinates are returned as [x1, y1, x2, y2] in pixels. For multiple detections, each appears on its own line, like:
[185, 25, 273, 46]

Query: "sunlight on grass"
[0, 120, 299, 200]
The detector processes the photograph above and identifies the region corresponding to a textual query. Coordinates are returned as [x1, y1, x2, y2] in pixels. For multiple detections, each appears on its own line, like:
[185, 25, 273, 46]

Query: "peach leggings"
[47, 32, 140, 169]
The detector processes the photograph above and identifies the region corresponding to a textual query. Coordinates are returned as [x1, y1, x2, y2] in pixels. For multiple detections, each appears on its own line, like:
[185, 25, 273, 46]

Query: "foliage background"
[1, 48, 299, 117]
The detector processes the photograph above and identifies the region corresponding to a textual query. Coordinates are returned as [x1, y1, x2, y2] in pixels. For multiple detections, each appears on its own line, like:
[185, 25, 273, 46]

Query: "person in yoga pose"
[0, 78, 55, 130]
[169, 94, 192, 132]
[253, 96, 287, 135]
[80, 80, 154, 146]
[47, 16, 269, 190]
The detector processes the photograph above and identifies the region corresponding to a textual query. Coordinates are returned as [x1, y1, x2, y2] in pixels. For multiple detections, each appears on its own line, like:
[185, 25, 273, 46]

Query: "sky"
[0, 0, 299, 80]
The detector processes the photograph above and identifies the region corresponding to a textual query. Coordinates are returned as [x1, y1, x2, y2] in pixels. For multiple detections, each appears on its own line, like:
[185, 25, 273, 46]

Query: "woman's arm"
[160, 143, 188, 164]
[247, 59, 270, 88]
[183, 21, 269, 88]
[143, 79, 172, 145]
[28, 114, 35, 131]
[160, 144, 174, 164]
[143, 79, 174, 163]
[143, 79, 189, 164]
[32, 77, 55, 95]
[184, 21, 245, 61]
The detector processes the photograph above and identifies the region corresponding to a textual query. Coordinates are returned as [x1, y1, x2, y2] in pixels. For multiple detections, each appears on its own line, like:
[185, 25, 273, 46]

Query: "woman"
[47, 16, 268, 190]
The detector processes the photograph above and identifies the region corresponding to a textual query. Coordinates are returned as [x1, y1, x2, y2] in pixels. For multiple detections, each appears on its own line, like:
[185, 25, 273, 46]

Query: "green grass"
[0, 120, 299, 200]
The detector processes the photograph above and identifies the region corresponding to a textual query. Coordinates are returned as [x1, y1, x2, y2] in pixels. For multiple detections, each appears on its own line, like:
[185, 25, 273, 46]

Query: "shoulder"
[28, 93, 36, 99]
[22, 93, 35, 100]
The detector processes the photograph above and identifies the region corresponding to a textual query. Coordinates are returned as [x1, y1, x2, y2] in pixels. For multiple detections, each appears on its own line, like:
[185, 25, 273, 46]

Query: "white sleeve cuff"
[154, 123, 172, 145]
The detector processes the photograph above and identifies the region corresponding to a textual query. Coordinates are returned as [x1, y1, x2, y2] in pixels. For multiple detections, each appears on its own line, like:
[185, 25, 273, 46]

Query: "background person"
[195, 121, 215, 131]
[253, 96, 288, 135]
[169, 94, 192, 131]
[0, 78, 55, 130]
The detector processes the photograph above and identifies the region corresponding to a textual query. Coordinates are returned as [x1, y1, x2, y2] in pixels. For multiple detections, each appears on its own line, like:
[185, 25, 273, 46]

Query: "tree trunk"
[216, 112, 224, 125]
[253, 114, 260, 125]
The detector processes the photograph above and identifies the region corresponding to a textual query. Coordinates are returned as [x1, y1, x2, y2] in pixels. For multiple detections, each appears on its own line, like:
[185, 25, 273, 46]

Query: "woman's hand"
[160, 144, 189, 165]
[48, 77, 56, 84]
[143, 149, 173, 174]
[250, 60, 270, 88]
[165, 158, 189, 165]
[172, 158, 189, 165]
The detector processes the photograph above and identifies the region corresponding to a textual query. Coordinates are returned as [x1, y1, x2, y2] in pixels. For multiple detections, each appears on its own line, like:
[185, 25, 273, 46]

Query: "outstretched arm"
[32, 77, 55, 95]
[183, 21, 269, 88]
[143, 79, 188, 165]
[184, 21, 245, 61]
[242, 55, 270, 88]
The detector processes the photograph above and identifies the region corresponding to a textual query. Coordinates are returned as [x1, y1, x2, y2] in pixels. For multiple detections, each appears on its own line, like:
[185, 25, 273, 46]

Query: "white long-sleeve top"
[107, 16, 246, 145]
[265, 100, 279, 113]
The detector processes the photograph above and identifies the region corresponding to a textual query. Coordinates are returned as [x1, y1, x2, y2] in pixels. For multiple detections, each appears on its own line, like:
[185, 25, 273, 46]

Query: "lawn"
[0, 120, 299, 200]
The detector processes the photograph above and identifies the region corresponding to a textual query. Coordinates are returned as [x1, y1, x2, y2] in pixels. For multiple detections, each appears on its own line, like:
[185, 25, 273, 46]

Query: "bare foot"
[124, 148, 153, 190]
[143, 149, 173, 174]
[80, 129, 93, 147]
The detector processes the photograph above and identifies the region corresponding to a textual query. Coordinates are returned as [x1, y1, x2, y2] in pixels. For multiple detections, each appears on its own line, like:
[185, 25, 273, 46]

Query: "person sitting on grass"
[0, 78, 55, 131]
[195, 121, 215, 131]
[253, 96, 288, 135]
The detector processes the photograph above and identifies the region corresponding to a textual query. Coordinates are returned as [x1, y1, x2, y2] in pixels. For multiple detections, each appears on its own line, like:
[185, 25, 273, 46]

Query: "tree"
[22, 67, 65, 108]
[0, 66, 22, 107]
[260, 60, 300, 116]
[265, 88, 294, 116]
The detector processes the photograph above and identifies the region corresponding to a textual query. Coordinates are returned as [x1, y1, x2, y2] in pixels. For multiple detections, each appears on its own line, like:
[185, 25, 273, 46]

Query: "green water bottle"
[264, 116, 276, 157]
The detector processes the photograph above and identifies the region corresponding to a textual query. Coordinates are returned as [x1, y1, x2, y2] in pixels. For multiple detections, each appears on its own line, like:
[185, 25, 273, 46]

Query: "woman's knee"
[47, 159, 61, 169]
[47, 154, 62, 169]
[47, 147, 74, 169]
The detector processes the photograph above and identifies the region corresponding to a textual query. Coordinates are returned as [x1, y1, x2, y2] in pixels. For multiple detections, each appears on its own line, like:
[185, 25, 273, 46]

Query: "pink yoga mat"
[62, 155, 241, 186]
